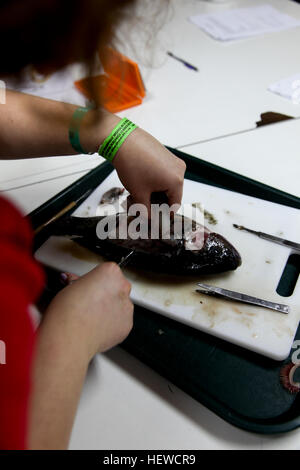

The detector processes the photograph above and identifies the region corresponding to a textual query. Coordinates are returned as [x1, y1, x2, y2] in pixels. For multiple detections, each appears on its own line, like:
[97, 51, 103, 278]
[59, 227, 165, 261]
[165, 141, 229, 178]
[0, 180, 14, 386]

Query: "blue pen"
[167, 51, 198, 72]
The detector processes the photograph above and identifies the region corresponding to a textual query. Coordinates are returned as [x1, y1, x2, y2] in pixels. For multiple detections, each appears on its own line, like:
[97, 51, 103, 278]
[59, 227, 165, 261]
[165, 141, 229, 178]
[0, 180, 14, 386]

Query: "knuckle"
[178, 159, 186, 172]
[105, 261, 120, 275]
[175, 174, 184, 185]
[118, 278, 131, 295]
[123, 279, 132, 294]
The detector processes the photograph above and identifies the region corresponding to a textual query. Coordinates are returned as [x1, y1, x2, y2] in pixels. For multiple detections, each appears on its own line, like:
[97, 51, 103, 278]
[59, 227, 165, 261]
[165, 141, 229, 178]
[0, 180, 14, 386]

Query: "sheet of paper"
[189, 4, 300, 41]
[268, 73, 300, 104]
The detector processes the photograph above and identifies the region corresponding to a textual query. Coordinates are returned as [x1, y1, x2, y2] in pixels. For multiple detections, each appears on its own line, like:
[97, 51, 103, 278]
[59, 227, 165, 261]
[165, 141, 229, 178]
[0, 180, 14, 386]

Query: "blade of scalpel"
[233, 224, 300, 253]
[196, 283, 289, 314]
[118, 250, 134, 268]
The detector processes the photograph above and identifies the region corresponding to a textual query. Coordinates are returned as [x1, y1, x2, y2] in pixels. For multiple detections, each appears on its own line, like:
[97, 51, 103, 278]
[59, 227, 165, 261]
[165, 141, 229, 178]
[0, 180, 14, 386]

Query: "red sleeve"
[0, 197, 44, 449]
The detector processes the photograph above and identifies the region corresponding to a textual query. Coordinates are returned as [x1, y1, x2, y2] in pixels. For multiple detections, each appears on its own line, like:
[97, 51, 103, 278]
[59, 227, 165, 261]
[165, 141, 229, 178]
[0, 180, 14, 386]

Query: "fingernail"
[60, 272, 68, 283]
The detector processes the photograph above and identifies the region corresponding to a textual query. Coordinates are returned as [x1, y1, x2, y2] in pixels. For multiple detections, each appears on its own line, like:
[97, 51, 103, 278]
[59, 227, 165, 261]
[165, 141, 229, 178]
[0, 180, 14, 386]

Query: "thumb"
[60, 272, 80, 286]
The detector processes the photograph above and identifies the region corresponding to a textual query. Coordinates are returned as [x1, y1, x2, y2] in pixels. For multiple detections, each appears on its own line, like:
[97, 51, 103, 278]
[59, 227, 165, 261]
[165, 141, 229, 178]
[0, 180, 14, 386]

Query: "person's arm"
[28, 263, 133, 450]
[0, 90, 186, 209]
[0, 89, 119, 158]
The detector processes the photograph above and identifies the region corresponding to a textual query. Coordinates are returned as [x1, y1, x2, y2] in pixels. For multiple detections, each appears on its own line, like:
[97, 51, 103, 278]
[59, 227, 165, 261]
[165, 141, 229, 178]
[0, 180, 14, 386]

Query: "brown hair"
[0, 0, 137, 75]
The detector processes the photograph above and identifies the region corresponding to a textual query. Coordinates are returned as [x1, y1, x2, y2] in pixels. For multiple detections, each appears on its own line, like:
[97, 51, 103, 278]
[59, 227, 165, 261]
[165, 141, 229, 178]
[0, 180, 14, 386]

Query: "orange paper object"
[75, 47, 146, 113]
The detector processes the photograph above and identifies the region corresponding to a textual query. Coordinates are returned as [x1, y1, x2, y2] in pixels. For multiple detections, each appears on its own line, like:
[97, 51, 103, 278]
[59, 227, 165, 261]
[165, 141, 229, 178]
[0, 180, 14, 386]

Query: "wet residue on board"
[272, 324, 294, 339]
[129, 268, 262, 331]
[191, 203, 217, 225]
[204, 210, 218, 225]
[129, 269, 223, 310]
[191, 202, 203, 211]
[75, 208, 94, 218]
[192, 297, 227, 329]
[223, 209, 240, 220]
[58, 239, 104, 264]
[191, 295, 255, 329]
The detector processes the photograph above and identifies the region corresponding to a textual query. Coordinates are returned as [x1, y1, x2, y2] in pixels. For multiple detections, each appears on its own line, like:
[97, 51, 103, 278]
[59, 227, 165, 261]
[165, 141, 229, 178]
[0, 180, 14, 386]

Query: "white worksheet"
[268, 72, 300, 103]
[189, 4, 300, 41]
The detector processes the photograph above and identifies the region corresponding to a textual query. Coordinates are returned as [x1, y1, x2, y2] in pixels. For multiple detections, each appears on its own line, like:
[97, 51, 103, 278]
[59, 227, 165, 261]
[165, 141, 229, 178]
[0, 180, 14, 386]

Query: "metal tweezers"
[233, 224, 300, 253]
[196, 283, 290, 314]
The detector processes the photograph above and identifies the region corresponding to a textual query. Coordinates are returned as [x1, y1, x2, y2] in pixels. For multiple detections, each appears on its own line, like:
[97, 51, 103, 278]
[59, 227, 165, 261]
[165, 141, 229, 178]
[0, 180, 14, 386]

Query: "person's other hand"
[44, 262, 133, 362]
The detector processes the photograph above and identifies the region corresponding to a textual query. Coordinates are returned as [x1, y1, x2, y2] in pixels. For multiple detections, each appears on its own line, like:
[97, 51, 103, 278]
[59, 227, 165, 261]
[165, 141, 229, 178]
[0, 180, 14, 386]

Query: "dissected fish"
[53, 212, 242, 275]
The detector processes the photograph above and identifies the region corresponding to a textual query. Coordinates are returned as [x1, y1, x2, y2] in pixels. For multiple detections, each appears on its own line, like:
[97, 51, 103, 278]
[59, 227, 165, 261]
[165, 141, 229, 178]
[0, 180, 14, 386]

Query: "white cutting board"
[35, 172, 300, 360]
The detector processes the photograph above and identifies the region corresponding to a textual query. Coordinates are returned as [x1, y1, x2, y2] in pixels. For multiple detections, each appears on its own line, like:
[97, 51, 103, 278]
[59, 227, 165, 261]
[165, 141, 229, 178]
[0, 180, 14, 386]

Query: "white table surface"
[2, 0, 300, 185]
[0, 0, 300, 451]
[177, 116, 300, 198]
[1, 155, 102, 214]
[119, 0, 300, 147]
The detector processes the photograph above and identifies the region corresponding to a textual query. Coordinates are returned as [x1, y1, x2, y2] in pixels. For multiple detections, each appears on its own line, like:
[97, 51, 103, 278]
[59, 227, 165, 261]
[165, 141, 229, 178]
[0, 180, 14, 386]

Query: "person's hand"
[113, 127, 186, 214]
[29, 262, 133, 450]
[43, 262, 134, 362]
